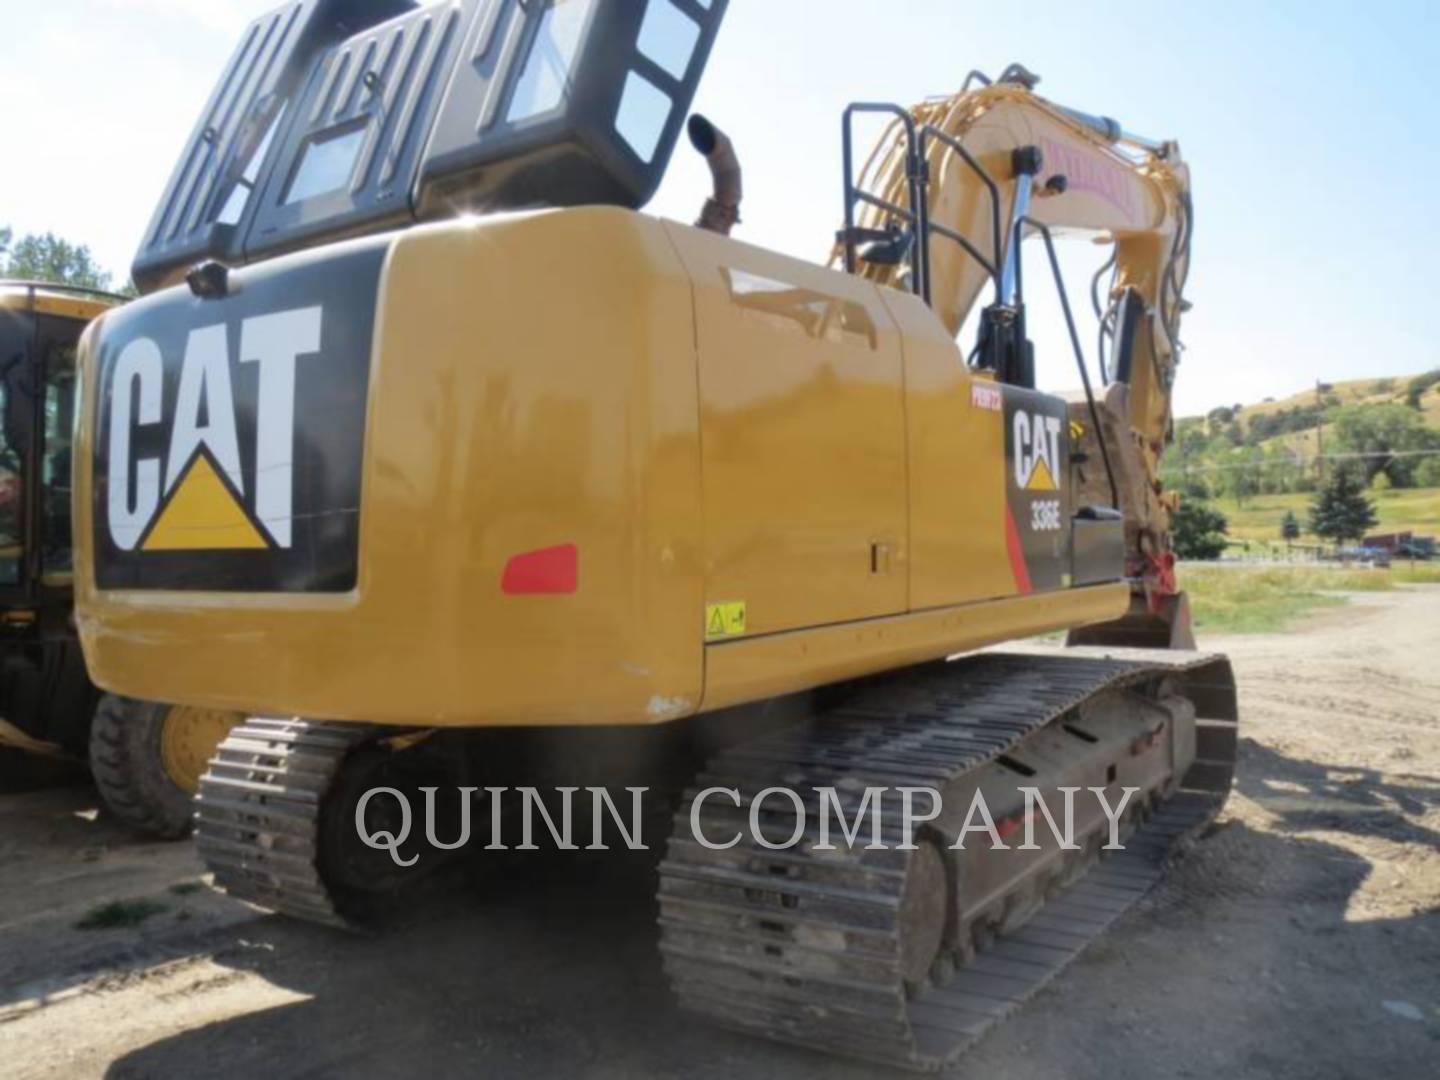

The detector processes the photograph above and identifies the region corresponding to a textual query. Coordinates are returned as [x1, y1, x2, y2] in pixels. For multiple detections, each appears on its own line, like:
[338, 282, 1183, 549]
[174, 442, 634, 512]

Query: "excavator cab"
[132, 0, 725, 291]
[0, 282, 113, 762]
[0, 282, 241, 832]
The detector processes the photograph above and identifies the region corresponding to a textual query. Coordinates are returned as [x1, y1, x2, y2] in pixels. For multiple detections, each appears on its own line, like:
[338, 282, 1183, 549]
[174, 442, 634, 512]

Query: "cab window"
[0, 309, 26, 587]
[40, 327, 77, 577]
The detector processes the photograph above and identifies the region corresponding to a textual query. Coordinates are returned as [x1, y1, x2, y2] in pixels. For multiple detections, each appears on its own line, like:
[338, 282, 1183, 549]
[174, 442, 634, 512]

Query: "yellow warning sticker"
[705, 601, 747, 639]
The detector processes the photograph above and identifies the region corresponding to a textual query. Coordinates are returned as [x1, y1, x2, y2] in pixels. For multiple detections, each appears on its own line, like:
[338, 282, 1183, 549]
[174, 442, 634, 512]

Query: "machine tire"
[88, 695, 224, 839]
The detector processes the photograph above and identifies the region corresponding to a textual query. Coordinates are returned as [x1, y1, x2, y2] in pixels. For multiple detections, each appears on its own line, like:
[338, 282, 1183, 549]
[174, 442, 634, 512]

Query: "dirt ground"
[1, 588, 1437, 1079]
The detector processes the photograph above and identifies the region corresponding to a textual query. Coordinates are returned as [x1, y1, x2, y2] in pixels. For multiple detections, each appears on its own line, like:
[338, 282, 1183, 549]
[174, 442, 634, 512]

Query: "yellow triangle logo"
[1025, 456, 1058, 492]
[141, 453, 269, 551]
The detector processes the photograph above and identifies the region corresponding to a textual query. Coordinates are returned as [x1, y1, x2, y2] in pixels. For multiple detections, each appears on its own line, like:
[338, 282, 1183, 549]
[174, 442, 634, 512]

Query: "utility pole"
[1315, 379, 1326, 484]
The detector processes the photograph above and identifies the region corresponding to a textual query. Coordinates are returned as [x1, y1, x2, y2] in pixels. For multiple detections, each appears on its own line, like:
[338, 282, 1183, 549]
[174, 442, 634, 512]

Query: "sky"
[2, 0, 1437, 416]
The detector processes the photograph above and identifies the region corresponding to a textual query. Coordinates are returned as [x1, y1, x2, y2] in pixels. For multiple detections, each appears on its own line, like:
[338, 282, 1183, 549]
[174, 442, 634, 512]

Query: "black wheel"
[316, 736, 474, 917]
[88, 695, 241, 840]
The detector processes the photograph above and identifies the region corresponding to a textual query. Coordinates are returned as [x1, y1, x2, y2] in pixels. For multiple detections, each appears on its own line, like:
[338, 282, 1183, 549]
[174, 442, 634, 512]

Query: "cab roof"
[0, 280, 125, 322]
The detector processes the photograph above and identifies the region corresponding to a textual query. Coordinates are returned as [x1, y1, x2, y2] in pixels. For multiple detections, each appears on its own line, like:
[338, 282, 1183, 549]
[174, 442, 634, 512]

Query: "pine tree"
[1308, 469, 1378, 546]
[1280, 510, 1300, 542]
[1172, 499, 1229, 560]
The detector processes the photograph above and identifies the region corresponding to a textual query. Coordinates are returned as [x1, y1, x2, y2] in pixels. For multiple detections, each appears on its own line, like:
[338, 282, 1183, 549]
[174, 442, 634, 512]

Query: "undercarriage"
[196, 645, 1236, 1069]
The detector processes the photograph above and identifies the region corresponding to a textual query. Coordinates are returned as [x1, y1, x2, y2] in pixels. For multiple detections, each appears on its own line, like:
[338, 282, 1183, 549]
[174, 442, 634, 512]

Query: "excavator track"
[195, 718, 374, 929]
[658, 647, 1238, 1071]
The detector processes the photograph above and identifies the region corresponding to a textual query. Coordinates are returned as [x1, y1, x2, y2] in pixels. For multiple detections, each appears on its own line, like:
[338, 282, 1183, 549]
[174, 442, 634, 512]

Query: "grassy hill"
[1249, 375, 1440, 456]
[1239, 374, 1440, 425]
[1173, 371, 1440, 545]
[1179, 372, 1440, 455]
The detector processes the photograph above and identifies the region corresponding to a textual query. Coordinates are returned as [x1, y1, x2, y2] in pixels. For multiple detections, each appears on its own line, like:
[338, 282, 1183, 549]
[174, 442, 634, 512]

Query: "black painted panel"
[94, 237, 388, 592]
[1002, 386, 1072, 592]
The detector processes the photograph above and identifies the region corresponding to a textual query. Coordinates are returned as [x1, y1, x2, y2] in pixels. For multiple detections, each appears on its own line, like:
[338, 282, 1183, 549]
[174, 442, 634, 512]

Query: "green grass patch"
[1178, 564, 1411, 634]
[74, 899, 168, 931]
[1392, 562, 1440, 584]
[1217, 486, 1440, 542]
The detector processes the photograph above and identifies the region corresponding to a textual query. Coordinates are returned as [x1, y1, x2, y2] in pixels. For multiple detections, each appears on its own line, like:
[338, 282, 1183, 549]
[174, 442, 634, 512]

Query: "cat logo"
[106, 307, 322, 552]
[1013, 410, 1062, 493]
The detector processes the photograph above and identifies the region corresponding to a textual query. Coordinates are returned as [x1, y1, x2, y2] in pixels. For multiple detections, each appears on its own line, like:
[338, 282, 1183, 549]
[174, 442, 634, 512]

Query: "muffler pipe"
[688, 114, 741, 236]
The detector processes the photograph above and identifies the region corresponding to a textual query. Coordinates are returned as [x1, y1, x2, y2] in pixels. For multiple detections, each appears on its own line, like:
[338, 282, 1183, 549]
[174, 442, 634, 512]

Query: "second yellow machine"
[75, 0, 1236, 1069]
[0, 281, 239, 835]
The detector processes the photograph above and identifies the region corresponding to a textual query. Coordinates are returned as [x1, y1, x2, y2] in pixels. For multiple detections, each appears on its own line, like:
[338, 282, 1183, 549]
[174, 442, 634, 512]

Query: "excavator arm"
[838, 66, 1195, 643]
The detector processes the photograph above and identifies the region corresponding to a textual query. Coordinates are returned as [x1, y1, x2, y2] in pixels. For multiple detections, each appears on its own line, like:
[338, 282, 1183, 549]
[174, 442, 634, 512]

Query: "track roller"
[658, 647, 1237, 1070]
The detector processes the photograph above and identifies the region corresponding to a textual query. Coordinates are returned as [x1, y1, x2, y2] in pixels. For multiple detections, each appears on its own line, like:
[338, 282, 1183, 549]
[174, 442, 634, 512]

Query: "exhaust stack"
[688, 114, 742, 235]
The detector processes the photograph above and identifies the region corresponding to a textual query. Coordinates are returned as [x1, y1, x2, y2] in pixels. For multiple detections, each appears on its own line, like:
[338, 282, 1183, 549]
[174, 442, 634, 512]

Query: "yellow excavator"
[72, 1, 1235, 1068]
[0, 281, 240, 835]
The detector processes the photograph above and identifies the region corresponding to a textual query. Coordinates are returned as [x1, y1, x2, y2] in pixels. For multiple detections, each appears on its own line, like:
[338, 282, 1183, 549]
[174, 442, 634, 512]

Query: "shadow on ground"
[1235, 739, 1440, 851]
[0, 747, 86, 792]
[100, 739, 1440, 1080]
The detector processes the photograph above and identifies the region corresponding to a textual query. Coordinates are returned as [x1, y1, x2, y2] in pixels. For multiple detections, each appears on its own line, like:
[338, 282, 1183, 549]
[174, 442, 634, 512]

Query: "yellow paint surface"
[76, 210, 1122, 728]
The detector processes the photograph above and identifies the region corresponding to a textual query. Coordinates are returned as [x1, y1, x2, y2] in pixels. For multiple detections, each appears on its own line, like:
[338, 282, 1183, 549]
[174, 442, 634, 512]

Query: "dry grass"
[1179, 562, 1439, 633]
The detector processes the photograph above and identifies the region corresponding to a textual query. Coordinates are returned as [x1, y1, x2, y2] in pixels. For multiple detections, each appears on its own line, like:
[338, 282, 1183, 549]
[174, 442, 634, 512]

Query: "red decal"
[502, 543, 578, 595]
[971, 383, 1003, 412]
[996, 812, 1027, 841]
[1004, 506, 1032, 595]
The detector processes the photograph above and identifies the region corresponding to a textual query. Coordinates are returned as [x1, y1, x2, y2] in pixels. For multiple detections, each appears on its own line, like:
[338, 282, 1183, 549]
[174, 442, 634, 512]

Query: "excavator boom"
[838, 69, 1195, 642]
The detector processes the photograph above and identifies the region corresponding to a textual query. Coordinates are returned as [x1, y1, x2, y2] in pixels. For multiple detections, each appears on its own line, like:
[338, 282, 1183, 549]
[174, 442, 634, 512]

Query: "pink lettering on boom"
[1040, 137, 1138, 218]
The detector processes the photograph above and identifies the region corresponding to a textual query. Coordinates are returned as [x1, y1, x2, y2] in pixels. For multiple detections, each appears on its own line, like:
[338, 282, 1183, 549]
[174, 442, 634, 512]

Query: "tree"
[1222, 445, 1264, 506]
[1259, 443, 1301, 494]
[1172, 499, 1229, 560]
[1405, 369, 1440, 410]
[4, 231, 111, 289]
[1308, 469, 1378, 546]
[1330, 403, 1440, 487]
[1177, 471, 1213, 500]
[1417, 455, 1440, 488]
[1176, 419, 1209, 459]
[1280, 510, 1300, 542]
[1206, 405, 1235, 430]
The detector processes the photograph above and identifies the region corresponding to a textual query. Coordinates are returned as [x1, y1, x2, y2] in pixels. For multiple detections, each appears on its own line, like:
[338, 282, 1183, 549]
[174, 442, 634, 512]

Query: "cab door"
[0, 304, 30, 593]
[664, 224, 908, 637]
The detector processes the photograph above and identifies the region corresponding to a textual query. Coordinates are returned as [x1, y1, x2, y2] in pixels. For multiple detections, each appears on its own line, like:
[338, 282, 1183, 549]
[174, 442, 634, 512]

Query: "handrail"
[1021, 215, 1119, 509]
[840, 103, 927, 300]
[839, 101, 1008, 313]
[917, 123, 1002, 300]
